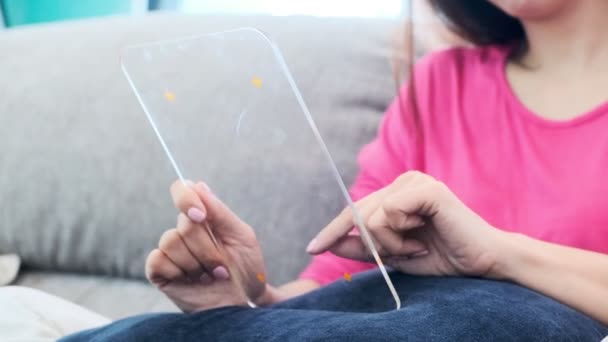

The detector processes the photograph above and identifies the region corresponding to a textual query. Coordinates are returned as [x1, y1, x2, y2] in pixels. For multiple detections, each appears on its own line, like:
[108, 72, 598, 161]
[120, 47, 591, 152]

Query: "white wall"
[180, 0, 405, 18]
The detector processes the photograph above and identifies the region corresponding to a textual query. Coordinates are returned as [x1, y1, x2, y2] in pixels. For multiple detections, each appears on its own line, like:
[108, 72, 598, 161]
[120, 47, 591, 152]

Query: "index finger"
[306, 205, 356, 255]
[170, 179, 206, 222]
[307, 187, 389, 254]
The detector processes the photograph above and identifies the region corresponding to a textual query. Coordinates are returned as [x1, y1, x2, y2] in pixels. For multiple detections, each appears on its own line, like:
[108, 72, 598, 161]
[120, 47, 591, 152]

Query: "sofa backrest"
[0, 14, 396, 283]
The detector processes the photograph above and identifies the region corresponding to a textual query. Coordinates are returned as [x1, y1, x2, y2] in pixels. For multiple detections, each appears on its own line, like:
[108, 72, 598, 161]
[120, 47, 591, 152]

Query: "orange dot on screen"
[256, 273, 266, 283]
[251, 76, 263, 89]
[343, 272, 352, 282]
[164, 91, 176, 102]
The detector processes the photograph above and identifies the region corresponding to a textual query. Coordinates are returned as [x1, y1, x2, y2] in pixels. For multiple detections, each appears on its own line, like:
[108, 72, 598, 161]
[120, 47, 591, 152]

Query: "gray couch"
[0, 13, 397, 319]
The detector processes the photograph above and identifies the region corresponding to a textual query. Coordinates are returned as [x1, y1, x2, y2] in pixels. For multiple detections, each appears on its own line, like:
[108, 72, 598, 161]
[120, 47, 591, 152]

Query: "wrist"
[487, 230, 532, 281]
[253, 279, 321, 306]
[253, 284, 284, 306]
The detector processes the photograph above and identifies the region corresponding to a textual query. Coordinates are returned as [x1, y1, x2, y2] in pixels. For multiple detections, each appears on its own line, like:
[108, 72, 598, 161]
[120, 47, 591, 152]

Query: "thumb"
[191, 182, 250, 235]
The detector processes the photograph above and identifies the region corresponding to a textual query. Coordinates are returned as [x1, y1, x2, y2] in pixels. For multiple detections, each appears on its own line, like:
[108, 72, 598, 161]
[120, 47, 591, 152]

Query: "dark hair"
[427, 0, 526, 48]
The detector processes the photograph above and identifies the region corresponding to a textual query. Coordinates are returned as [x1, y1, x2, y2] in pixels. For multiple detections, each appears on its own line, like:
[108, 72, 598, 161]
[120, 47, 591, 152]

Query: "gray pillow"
[0, 14, 396, 283]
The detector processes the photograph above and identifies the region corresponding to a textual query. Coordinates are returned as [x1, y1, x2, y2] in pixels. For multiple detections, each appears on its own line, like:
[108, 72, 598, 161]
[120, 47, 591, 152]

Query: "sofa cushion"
[0, 14, 396, 283]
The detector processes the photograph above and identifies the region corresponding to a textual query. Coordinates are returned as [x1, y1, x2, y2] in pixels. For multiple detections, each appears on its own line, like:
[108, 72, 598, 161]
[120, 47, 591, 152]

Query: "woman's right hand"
[145, 180, 267, 312]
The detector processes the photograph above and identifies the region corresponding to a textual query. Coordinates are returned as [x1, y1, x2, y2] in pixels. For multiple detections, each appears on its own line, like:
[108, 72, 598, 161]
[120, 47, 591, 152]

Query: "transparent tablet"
[120, 28, 399, 309]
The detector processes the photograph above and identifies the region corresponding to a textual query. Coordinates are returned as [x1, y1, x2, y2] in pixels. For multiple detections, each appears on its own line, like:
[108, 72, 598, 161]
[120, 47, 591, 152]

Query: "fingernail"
[201, 182, 211, 192]
[410, 250, 429, 258]
[187, 207, 206, 223]
[306, 238, 318, 253]
[184, 179, 194, 187]
[212, 266, 230, 280]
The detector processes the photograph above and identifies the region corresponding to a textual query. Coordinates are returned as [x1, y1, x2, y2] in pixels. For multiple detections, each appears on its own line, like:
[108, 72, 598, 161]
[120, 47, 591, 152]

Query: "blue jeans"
[61, 271, 608, 341]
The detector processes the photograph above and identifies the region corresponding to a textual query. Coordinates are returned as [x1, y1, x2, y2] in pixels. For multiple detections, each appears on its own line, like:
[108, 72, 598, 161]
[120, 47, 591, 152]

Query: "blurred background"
[0, 0, 453, 323]
[0, 0, 410, 28]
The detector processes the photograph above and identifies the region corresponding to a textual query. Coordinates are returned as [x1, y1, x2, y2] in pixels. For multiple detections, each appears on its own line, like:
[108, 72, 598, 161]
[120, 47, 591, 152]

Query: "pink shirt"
[300, 45, 608, 285]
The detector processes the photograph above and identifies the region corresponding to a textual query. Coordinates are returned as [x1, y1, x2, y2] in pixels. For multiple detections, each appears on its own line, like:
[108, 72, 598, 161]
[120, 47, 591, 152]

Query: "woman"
[63, 0, 608, 340]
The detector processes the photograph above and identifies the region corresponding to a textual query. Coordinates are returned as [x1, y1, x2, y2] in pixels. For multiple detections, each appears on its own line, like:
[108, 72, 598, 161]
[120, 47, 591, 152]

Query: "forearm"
[255, 280, 320, 306]
[495, 232, 608, 325]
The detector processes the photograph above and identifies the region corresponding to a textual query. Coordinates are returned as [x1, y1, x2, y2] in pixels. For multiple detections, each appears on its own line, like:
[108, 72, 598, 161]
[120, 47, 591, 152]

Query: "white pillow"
[0, 254, 19, 286]
[0, 286, 109, 341]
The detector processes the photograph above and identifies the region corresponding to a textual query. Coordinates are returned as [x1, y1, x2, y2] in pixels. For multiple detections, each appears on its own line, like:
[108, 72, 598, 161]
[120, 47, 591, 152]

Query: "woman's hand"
[307, 171, 506, 278]
[145, 181, 267, 312]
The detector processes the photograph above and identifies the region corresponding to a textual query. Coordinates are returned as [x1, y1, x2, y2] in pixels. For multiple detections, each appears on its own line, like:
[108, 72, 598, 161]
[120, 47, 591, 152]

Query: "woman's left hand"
[306, 171, 507, 278]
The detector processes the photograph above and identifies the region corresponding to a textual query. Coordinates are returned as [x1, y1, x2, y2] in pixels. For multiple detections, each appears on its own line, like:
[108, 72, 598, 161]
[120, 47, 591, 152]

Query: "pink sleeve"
[298, 87, 419, 285]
